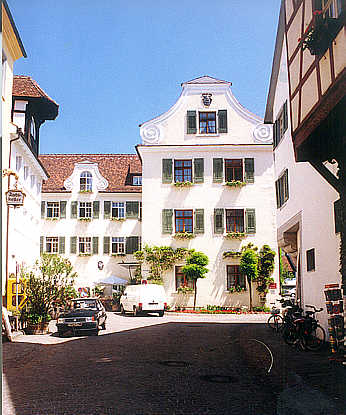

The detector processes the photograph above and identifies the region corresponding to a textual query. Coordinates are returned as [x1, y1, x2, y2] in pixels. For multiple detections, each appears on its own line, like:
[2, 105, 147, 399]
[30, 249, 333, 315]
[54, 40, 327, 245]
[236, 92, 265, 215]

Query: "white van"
[120, 283, 167, 317]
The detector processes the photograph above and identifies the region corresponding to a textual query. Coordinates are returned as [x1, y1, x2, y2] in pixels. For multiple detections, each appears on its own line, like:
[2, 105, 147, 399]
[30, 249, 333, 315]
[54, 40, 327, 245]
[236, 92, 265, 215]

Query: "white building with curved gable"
[137, 76, 279, 309]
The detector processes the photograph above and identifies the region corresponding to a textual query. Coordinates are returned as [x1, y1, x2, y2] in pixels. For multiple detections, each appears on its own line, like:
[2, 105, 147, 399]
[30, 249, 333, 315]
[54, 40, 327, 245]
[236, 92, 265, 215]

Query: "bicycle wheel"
[303, 324, 326, 351]
[282, 325, 299, 345]
[268, 314, 283, 331]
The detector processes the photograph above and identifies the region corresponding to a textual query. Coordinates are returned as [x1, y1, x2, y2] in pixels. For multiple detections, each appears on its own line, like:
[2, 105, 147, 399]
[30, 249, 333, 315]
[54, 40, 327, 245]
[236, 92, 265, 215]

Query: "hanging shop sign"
[6, 189, 26, 207]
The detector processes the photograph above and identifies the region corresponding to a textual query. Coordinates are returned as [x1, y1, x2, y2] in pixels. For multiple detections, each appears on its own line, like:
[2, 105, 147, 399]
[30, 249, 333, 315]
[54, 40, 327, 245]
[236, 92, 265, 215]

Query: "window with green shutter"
[126, 236, 139, 254]
[214, 209, 224, 234]
[218, 110, 228, 133]
[59, 237, 65, 254]
[187, 111, 197, 134]
[162, 209, 173, 234]
[93, 201, 100, 219]
[92, 237, 99, 254]
[104, 201, 111, 219]
[60, 201, 67, 218]
[70, 236, 77, 254]
[193, 158, 204, 183]
[103, 236, 110, 254]
[41, 202, 46, 218]
[126, 201, 139, 218]
[213, 158, 224, 183]
[245, 209, 256, 234]
[194, 209, 204, 234]
[71, 201, 78, 219]
[244, 158, 254, 183]
[273, 101, 288, 148]
[275, 169, 289, 208]
[162, 159, 173, 183]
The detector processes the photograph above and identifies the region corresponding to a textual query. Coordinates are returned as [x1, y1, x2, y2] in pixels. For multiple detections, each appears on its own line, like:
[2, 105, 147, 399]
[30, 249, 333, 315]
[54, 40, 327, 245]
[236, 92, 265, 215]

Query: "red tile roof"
[13, 75, 58, 106]
[39, 154, 142, 193]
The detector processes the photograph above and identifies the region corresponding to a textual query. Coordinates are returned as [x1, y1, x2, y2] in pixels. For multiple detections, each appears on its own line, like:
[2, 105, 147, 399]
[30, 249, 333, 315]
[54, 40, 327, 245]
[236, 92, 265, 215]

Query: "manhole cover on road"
[159, 360, 190, 367]
[200, 375, 237, 383]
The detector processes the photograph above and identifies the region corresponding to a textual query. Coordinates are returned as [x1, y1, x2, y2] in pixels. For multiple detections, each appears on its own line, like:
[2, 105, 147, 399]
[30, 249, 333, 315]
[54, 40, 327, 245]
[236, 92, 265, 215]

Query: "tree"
[182, 251, 209, 310]
[22, 253, 77, 324]
[257, 245, 276, 294]
[134, 245, 191, 284]
[240, 244, 258, 311]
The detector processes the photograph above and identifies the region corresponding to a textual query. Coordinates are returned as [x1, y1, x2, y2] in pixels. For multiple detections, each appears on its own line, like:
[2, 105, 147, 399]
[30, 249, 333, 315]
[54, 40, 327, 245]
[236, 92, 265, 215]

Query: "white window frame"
[80, 171, 92, 192]
[24, 166, 29, 180]
[45, 237, 59, 254]
[111, 237, 125, 254]
[16, 156, 22, 172]
[79, 202, 92, 218]
[79, 237, 92, 254]
[133, 176, 142, 186]
[46, 202, 60, 218]
[111, 202, 125, 219]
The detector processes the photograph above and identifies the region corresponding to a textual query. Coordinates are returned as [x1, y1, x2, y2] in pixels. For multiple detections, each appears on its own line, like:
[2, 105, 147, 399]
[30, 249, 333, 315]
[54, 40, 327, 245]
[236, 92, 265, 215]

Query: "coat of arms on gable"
[201, 93, 212, 107]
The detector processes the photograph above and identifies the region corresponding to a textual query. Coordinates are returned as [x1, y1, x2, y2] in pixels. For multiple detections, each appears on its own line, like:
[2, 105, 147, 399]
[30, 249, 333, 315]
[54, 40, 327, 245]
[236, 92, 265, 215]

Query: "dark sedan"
[56, 298, 107, 336]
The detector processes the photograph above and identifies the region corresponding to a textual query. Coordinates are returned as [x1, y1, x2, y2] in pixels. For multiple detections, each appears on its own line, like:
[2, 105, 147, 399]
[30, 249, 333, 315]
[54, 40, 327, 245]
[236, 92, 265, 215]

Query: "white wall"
[273, 38, 340, 330]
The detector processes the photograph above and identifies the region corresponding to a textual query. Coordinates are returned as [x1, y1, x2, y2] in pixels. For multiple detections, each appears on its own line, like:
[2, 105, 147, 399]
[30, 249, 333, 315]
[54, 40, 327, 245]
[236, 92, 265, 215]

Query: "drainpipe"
[4, 134, 21, 307]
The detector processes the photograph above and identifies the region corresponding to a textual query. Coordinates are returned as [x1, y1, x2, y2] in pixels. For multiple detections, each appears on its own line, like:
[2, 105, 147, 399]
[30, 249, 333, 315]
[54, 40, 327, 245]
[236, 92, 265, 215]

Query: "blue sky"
[9, 1, 280, 155]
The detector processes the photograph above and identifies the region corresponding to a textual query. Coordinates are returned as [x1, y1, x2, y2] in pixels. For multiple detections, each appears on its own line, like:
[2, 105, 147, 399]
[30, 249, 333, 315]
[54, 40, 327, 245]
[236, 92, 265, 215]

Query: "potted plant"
[21, 253, 77, 334]
[174, 232, 195, 239]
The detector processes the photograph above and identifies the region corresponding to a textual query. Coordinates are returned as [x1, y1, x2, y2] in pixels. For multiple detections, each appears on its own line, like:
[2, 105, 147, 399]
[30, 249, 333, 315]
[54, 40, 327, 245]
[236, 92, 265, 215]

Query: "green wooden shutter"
[194, 209, 204, 234]
[104, 201, 111, 219]
[214, 209, 224, 234]
[92, 237, 99, 255]
[275, 179, 280, 208]
[70, 236, 77, 254]
[93, 201, 100, 219]
[59, 237, 65, 254]
[245, 209, 256, 234]
[218, 110, 228, 133]
[244, 158, 254, 183]
[162, 159, 173, 183]
[40, 236, 44, 254]
[162, 209, 173, 234]
[71, 201, 78, 219]
[139, 202, 142, 220]
[60, 201, 67, 219]
[213, 158, 224, 182]
[187, 110, 197, 134]
[334, 199, 342, 234]
[126, 236, 139, 254]
[283, 100, 288, 132]
[126, 201, 139, 218]
[194, 158, 204, 183]
[273, 120, 278, 148]
[41, 201, 46, 218]
[103, 236, 110, 254]
[284, 169, 289, 201]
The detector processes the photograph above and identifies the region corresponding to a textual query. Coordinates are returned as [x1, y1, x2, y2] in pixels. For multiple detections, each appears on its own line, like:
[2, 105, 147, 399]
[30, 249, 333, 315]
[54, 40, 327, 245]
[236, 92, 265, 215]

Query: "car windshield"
[72, 300, 97, 309]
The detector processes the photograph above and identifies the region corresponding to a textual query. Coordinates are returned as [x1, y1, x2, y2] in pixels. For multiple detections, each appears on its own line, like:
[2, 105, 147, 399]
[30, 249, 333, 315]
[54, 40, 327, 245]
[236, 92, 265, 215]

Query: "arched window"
[80, 171, 92, 192]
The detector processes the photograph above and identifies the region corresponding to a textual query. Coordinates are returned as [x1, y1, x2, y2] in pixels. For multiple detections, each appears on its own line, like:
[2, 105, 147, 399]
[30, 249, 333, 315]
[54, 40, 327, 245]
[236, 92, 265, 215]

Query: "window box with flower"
[223, 251, 242, 258]
[78, 217, 92, 222]
[174, 181, 194, 188]
[225, 232, 246, 240]
[224, 181, 246, 188]
[174, 232, 195, 239]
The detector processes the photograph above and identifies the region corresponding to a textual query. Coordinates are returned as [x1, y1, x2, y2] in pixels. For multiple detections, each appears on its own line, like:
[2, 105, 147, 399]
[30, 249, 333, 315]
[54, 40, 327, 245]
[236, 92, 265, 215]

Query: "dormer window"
[80, 171, 92, 192]
[133, 176, 142, 186]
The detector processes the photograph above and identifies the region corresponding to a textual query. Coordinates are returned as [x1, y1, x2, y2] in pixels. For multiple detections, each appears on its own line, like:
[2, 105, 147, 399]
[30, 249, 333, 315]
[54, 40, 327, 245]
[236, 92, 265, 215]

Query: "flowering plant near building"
[224, 181, 246, 188]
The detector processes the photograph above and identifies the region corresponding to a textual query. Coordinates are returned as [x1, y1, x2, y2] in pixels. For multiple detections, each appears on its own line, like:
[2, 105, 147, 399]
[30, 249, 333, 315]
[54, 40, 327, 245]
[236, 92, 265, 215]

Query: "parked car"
[56, 298, 107, 336]
[120, 283, 167, 317]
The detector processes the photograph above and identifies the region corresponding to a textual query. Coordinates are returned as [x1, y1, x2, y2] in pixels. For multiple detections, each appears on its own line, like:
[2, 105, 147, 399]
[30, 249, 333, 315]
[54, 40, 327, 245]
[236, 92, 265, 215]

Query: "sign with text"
[6, 190, 25, 207]
[269, 283, 277, 290]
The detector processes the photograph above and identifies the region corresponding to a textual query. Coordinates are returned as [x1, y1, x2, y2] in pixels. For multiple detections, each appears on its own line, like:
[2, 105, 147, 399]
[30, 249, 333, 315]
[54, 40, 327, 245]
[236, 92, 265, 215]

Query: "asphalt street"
[2, 312, 346, 415]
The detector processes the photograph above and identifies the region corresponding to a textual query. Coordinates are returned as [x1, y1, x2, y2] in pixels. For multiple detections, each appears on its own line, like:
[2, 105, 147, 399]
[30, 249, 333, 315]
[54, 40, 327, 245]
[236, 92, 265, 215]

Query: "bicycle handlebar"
[306, 305, 323, 312]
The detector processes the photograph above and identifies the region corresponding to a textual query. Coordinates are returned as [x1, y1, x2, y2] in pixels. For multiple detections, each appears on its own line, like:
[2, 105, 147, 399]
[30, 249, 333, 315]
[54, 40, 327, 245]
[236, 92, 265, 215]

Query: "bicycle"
[267, 302, 283, 332]
[282, 304, 325, 351]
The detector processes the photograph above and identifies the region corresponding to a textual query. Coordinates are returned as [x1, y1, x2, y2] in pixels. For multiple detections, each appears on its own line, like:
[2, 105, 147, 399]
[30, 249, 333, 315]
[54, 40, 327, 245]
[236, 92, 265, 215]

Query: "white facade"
[138, 76, 279, 309]
[267, 35, 340, 331]
[41, 160, 142, 293]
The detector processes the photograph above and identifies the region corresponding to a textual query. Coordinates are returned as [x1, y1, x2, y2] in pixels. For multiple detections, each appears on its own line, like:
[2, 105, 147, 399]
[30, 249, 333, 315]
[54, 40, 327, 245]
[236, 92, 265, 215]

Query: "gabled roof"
[182, 75, 232, 86]
[39, 154, 142, 193]
[13, 75, 59, 120]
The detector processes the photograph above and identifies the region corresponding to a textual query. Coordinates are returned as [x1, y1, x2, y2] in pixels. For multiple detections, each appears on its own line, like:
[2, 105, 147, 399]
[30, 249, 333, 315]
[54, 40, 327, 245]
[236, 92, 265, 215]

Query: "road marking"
[249, 338, 274, 373]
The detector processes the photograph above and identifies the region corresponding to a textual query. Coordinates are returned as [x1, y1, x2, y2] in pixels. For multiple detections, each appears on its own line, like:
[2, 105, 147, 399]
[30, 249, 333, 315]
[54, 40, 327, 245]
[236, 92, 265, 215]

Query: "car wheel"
[120, 305, 125, 315]
[57, 330, 64, 337]
[158, 311, 164, 317]
[91, 328, 99, 336]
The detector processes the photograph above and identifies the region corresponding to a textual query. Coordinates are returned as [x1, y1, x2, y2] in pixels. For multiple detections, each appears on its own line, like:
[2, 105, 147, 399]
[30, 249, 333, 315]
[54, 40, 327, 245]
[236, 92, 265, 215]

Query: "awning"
[96, 275, 128, 285]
